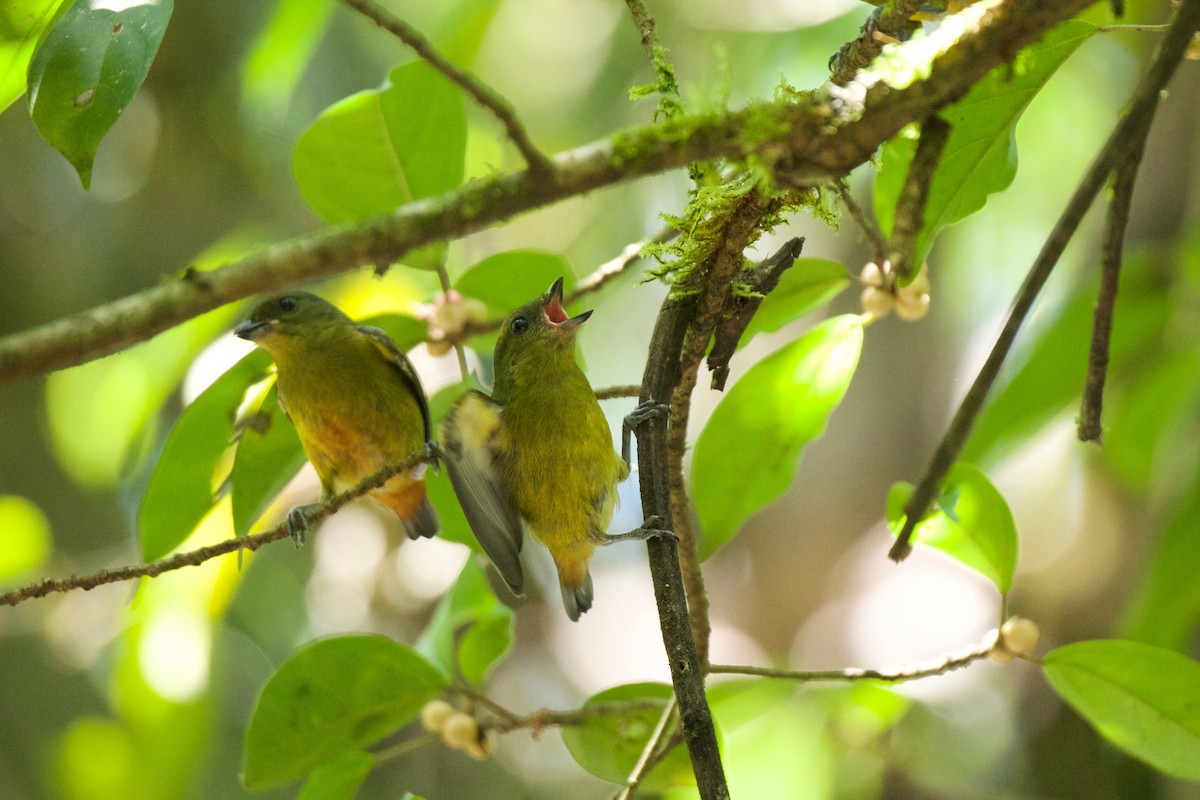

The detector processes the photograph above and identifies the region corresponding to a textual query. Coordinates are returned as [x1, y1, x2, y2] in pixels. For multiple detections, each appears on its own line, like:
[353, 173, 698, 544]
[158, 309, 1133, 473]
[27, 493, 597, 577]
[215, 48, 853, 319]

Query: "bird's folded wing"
[440, 391, 525, 595]
[357, 325, 434, 443]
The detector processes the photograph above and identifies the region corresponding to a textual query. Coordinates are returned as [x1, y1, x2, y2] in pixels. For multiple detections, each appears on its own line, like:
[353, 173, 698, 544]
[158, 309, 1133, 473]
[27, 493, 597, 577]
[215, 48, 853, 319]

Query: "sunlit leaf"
[296, 751, 374, 800]
[242, 635, 445, 790]
[0, 0, 67, 113]
[692, 315, 863, 559]
[293, 60, 465, 224]
[240, 0, 333, 123]
[27, 0, 173, 188]
[740, 258, 851, 344]
[139, 351, 270, 561]
[562, 683, 695, 791]
[0, 495, 52, 581]
[415, 558, 514, 684]
[886, 462, 1018, 593]
[1044, 640, 1200, 782]
[874, 20, 1096, 263]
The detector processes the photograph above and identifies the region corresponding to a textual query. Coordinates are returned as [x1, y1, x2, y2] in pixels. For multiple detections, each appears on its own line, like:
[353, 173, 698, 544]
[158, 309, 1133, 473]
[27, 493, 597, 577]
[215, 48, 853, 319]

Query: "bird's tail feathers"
[402, 495, 440, 540]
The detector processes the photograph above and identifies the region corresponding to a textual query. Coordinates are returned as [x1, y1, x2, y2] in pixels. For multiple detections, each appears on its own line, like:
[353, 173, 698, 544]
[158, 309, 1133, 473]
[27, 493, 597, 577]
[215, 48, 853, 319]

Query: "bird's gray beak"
[234, 319, 275, 341]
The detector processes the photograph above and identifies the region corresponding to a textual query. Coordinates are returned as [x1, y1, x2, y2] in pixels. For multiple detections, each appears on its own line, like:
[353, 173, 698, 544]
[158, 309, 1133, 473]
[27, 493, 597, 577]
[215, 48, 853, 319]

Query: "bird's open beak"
[234, 319, 275, 341]
[544, 277, 592, 331]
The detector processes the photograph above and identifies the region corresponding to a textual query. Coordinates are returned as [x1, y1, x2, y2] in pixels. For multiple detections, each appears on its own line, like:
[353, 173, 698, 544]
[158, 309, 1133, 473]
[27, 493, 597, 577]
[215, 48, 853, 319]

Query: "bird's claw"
[286, 504, 319, 547]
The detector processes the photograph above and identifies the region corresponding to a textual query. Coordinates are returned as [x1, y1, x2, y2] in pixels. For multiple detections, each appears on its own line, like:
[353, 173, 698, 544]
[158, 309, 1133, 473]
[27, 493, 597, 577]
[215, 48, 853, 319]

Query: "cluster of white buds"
[986, 616, 1041, 664]
[419, 291, 489, 357]
[420, 699, 496, 760]
[860, 261, 931, 321]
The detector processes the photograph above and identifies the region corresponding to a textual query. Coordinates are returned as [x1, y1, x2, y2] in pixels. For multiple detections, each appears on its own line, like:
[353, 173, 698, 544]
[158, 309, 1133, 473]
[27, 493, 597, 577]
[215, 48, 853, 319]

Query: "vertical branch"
[889, 0, 1200, 561]
[1078, 143, 1145, 442]
[888, 116, 952, 280]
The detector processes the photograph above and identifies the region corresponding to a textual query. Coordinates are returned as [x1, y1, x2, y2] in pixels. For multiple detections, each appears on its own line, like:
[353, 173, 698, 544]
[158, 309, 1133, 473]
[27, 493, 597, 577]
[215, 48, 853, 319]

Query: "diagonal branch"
[0, 0, 1095, 384]
[889, 0, 1200, 561]
[337, 0, 552, 174]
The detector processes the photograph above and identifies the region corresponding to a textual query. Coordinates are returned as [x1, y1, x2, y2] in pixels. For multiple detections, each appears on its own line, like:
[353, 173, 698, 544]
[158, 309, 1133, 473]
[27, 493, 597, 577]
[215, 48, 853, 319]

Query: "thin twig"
[708, 640, 994, 683]
[888, 115, 952, 280]
[830, 0, 926, 85]
[437, 264, 471, 382]
[835, 180, 889, 266]
[889, 0, 1200, 561]
[596, 384, 642, 401]
[1098, 24, 1171, 32]
[0, 451, 434, 606]
[337, 0, 552, 174]
[1079, 142, 1146, 442]
[447, 685, 668, 735]
[0, 0, 1096, 384]
[613, 696, 679, 800]
[373, 733, 439, 764]
[623, 0, 683, 119]
[566, 226, 678, 305]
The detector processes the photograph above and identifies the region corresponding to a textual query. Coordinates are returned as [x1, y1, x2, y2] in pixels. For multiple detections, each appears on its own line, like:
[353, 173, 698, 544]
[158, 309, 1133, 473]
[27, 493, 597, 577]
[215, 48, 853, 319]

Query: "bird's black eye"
[279, 296, 298, 313]
[510, 317, 529, 335]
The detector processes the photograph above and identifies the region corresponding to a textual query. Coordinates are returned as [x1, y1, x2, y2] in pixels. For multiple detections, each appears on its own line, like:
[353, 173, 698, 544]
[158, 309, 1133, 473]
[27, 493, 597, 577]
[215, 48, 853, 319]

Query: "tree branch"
[0, 0, 1094, 384]
[0, 451, 433, 606]
[888, 115, 952, 280]
[337, 0, 552, 174]
[709, 640, 993, 684]
[889, 0, 1200, 560]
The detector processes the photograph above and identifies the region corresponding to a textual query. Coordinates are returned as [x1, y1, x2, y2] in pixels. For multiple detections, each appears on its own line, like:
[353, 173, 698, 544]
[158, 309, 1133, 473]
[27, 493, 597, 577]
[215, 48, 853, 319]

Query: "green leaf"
[739, 259, 851, 344]
[240, 0, 333, 123]
[0, 0, 67, 113]
[138, 351, 270, 561]
[0, 495, 52, 582]
[455, 250, 574, 315]
[296, 751, 374, 800]
[1043, 640, 1200, 782]
[692, 315, 863, 559]
[874, 20, 1095, 262]
[27, 0, 174, 188]
[293, 60, 466, 224]
[415, 558, 514, 684]
[242, 635, 446, 790]
[886, 462, 1018, 593]
[230, 387, 306, 537]
[562, 683, 695, 791]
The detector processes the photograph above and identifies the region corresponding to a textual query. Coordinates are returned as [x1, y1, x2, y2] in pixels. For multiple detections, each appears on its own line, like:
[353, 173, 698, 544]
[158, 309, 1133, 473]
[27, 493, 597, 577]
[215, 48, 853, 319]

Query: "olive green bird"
[234, 292, 438, 541]
[440, 278, 667, 621]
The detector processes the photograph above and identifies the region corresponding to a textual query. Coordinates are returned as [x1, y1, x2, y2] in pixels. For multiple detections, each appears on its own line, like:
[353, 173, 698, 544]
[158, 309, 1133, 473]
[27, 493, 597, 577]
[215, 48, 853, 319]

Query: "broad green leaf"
[886, 462, 1018, 593]
[242, 635, 445, 790]
[240, 0, 333, 123]
[962, 262, 1169, 466]
[0, 0, 67, 113]
[27, 0, 174, 188]
[455, 250, 575, 316]
[692, 315, 863, 559]
[0, 495, 52, 581]
[1121, 482, 1200, 650]
[296, 751, 374, 800]
[562, 683, 695, 791]
[874, 21, 1095, 263]
[415, 558, 514, 684]
[293, 60, 466, 224]
[230, 387, 306, 537]
[1044, 640, 1200, 781]
[739, 258, 851, 345]
[139, 351, 271, 560]
[707, 679, 796, 732]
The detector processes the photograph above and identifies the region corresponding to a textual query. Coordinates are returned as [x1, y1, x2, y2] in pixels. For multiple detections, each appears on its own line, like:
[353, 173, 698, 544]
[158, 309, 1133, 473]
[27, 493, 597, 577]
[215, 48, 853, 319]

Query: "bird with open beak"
[440, 278, 659, 620]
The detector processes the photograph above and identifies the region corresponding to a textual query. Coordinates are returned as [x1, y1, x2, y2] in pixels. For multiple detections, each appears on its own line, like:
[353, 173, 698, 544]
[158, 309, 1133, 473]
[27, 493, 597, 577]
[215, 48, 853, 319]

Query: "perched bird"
[440, 278, 664, 620]
[234, 292, 438, 541]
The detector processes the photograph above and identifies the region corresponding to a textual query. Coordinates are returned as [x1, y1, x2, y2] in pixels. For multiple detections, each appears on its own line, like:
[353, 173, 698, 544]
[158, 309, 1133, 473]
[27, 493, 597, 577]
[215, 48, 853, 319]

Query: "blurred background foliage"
[1, 0, 1199, 798]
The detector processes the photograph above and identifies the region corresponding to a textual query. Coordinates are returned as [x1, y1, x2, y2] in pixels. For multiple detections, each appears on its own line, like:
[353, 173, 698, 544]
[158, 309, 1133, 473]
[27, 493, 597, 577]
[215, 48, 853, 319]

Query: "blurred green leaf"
[886, 462, 1018, 593]
[240, 0, 333, 123]
[1121, 481, 1200, 650]
[242, 635, 445, 790]
[874, 20, 1095, 263]
[415, 558, 514, 684]
[230, 387, 305, 538]
[707, 679, 796, 732]
[455, 250, 574, 314]
[296, 751, 374, 800]
[293, 60, 466, 226]
[962, 262, 1169, 466]
[139, 351, 270, 561]
[0, 0, 67, 112]
[739, 258, 851, 345]
[1043, 640, 1200, 782]
[0, 495, 51, 581]
[692, 315, 863, 559]
[562, 683, 695, 791]
[27, 0, 173, 188]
